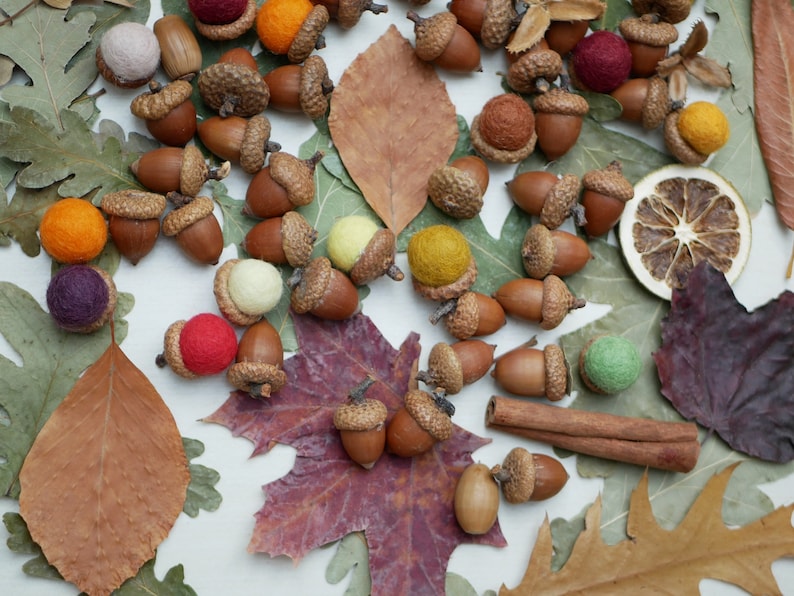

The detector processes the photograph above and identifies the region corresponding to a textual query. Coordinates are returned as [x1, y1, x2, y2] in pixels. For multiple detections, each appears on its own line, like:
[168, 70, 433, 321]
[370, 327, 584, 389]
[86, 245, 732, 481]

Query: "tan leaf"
[506, 4, 551, 54]
[546, 0, 606, 21]
[18, 339, 189, 596]
[752, 0, 794, 229]
[327, 25, 458, 235]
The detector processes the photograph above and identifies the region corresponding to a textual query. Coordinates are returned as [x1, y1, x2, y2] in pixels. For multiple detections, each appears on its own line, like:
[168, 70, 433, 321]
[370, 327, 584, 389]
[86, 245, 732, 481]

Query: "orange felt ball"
[39, 198, 108, 264]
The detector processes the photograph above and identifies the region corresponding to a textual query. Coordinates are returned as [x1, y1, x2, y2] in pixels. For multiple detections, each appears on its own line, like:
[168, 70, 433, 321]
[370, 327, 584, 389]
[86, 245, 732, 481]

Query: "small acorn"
[326, 215, 403, 285]
[213, 258, 284, 326]
[578, 335, 642, 395]
[416, 339, 496, 395]
[491, 447, 569, 503]
[227, 318, 287, 398]
[190, 0, 258, 40]
[471, 94, 537, 164]
[454, 462, 500, 535]
[610, 75, 671, 129]
[197, 114, 281, 174]
[243, 211, 317, 267]
[312, 0, 388, 29]
[130, 80, 197, 146]
[569, 30, 632, 94]
[580, 161, 635, 238]
[386, 388, 454, 458]
[544, 19, 589, 56]
[96, 22, 160, 88]
[521, 223, 592, 279]
[631, 0, 691, 24]
[407, 225, 477, 301]
[263, 55, 334, 119]
[161, 193, 224, 265]
[131, 145, 231, 197]
[407, 10, 482, 73]
[507, 171, 582, 229]
[491, 341, 569, 401]
[505, 48, 563, 94]
[100, 189, 167, 265]
[333, 376, 388, 469]
[288, 256, 360, 320]
[533, 87, 589, 161]
[153, 14, 203, 80]
[447, 0, 517, 49]
[618, 14, 678, 77]
[429, 290, 507, 340]
[244, 151, 323, 219]
[156, 313, 238, 379]
[46, 265, 117, 334]
[427, 155, 489, 219]
[198, 61, 270, 118]
[493, 275, 586, 330]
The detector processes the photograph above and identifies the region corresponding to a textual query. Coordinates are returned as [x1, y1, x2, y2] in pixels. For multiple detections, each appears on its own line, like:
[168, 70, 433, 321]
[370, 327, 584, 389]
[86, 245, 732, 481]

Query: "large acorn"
[100, 189, 167, 265]
[289, 256, 359, 320]
[386, 388, 455, 458]
[416, 339, 496, 395]
[226, 319, 288, 398]
[245, 151, 323, 219]
[493, 275, 585, 330]
[264, 55, 334, 119]
[407, 10, 482, 72]
[131, 145, 230, 197]
[508, 171, 582, 229]
[197, 114, 280, 174]
[430, 290, 506, 340]
[198, 61, 270, 117]
[334, 376, 388, 469]
[326, 215, 403, 285]
[130, 80, 197, 146]
[161, 193, 224, 265]
[521, 223, 592, 278]
[491, 341, 569, 401]
[491, 447, 568, 503]
[243, 211, 317, 267]
[580, 161, 635, 238]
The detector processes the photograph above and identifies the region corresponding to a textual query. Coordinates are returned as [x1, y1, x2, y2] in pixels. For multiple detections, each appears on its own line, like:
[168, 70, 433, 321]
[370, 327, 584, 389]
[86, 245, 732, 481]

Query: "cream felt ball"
[227, 259, 284, 315]
[97, 22, 160, 88]
[327, 215, 380, 272]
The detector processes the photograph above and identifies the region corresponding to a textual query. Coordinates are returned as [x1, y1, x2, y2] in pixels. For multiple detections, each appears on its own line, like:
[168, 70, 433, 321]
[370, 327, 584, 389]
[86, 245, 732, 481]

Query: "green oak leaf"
[325, 532, 371, 595]
[3, 512, 61, 580]
[591, 0, 634, 31]
[210, 180, 258, 255]
[182, 437, 222, 518]
[0, 184, 65, 257]
[706, 0, 753, 113]
[0, 102, 17, 188]
[446, 573, 498, 596]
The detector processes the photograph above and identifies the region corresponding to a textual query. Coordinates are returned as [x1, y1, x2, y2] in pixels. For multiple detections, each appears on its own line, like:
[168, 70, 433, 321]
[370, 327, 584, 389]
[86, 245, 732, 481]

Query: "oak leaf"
[204, 312, 505, 596]
[327, 25, 458, 235]
[502, 464, 794, 595]
[18, 334, 190, 596]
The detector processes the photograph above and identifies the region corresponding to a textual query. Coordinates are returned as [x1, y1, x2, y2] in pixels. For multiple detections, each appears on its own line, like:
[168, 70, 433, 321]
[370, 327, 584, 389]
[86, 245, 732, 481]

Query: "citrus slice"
[618, 165, 752, 300]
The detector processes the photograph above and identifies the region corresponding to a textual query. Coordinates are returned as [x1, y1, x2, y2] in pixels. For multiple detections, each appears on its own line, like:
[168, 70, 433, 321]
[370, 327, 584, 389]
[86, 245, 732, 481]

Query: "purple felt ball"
[47, 265, 112, 333]
[571, 30, 632, 93]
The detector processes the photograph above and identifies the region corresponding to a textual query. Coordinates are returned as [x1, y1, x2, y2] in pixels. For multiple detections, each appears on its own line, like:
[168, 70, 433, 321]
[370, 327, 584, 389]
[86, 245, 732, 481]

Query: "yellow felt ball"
[677, 101, 730, 155]
[39, 198, 108, 264]
[327, 215, 379, 272]
[407, 225, 472, 287]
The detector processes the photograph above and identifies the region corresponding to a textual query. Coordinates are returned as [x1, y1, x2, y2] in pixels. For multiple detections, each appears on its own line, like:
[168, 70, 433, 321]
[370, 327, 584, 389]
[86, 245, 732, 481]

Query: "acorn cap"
[213, 259, 262, 326]
[162, 195, 215, 236]
[281, 210, 317, 268]
[481, 0, 518, 50]
[194, 0, 257, 40]
[412, 256, 478, 301]
[641, 75, 671, 129]
[424, 342, 464, 394]
[443, 291, 479, 339]
[160, 319, 197, 379]
[300, 55, 333, 120]
[663, 110, 708, 165]
[543, 343, 570, 401]
[180, 145, 230, 196]
[288, 5, 330, 63]
[506, 49, 563, 94]
[533, 87, 590, 117]
[289, 256, 332, 314]
[198, 61, 270, 117]
[404, 389, 453, 442]
[539, 173, 582, 229]
[582, 161, 634, 202]
[427, 165, 484, 219]
[494, 447, 535, 504]
[270, 151, 322, 208]
[349, 228, 404, 285]
[521, 223, 555, 279]
[240, 114, 276, 175]
[130, 80, 194, 120]
[334, 398, 388, 431]
[540, 274, 585, 330]
[470, 113, 537, 164]
[227, 361, 288, 398]
[619, 14, 679, 46]
[101, 189, 167, 219]
[411, 11, 457, 62]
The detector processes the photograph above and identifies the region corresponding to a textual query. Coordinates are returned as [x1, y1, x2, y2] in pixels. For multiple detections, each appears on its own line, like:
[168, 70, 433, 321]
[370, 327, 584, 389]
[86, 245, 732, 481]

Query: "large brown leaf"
[18, 337, 190, 596]
[752, 0, 794, 228]
[327, 25, 459, 235]
[502, 464, 794, 595]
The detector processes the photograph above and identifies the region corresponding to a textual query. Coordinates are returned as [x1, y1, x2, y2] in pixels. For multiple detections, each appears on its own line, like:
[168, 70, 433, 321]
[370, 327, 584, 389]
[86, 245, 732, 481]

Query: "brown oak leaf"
[204, 312, 505, 596]
[327, 25, 459, 236]
[502, 463, 794, 595]
[18, 336, 190, 596]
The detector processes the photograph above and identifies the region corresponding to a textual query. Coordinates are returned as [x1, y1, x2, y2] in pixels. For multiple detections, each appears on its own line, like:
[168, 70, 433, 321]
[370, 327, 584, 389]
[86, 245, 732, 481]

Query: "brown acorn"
[447, 0, 517, 49]
[416, 339, 496, 394]
[263, 55, 334, 119]
[506, 48, 563, 94]
[349, 229, 404, 286]
[161, 193, 224, 265]
[610, 75, 671, 129]
[521, 223, 592, 278]
[100, 189, 167, 265]
[618, 14, 678, 77]
[218, 47, 259, 70]
[153, 14, 203, 80]
[243, 211, 317, 267]
[580, 161, 635, 238]
[429, 290, 506, 340]
[407, 10, 482, 72]
[197, 61, 270, 118]
[197, 114, 281, 174]
[130, 145, 231, 196]
[491, 447, 568, 503]
[312, 0, 388, 29]
[386, 388, 454, 458]
[333, 376, 388, 469]
[631, 0, 691, 24]
[427, 155, 489, 219]
[491, 341, 569, 400]
[532, 87, 589, 161]
[226, 319, 288, 398]
[288, 256, 359, 320]
[244, 151, 323, 218]
[193, 0, 258, 41]
[544, 19, 589, 56]
[130, 80, 197, 147]
[507, 171, 582, 229]
[471, 94, 537, 164]
[493, 275, 586, 330]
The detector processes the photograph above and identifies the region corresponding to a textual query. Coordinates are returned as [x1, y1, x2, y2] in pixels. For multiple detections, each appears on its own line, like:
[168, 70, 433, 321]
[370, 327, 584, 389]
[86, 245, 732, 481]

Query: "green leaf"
[210, 180, 258, 256]
[591, 0, 634, 31]
[325, 532, 371, 596]
[706, 0, 753, 113]
[182, 438, 222, 518]
[446, 573, 498, 596]
[577, 91, 623, 122]
[0, 183, 63, 257]
[3, 512, 61, 580]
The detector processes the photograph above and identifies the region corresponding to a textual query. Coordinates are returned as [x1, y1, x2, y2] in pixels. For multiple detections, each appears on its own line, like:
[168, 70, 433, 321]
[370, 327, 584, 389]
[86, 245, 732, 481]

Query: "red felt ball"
[179, 313, 238, 375]
[188, 0, 248, 25]
[571, 30, 632, 94]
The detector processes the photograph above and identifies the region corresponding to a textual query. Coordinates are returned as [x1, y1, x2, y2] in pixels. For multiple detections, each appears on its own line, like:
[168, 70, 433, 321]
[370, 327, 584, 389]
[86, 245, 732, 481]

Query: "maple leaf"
[502, 464, 794, 595]
[204, 312, 506, 596]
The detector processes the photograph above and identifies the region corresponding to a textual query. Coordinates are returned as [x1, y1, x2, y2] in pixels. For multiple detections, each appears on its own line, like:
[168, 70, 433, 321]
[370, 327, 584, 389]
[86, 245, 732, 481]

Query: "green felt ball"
[327, 215, 379, 272]
[581, 336, 641, 394]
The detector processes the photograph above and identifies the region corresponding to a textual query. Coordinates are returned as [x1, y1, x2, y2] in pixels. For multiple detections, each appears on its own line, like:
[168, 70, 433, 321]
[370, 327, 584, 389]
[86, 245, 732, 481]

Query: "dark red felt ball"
[179, 313, 238, 376]
[46, 265, 111, 332]
[188, 0, 248, 25]
[571, 30, 632, 93]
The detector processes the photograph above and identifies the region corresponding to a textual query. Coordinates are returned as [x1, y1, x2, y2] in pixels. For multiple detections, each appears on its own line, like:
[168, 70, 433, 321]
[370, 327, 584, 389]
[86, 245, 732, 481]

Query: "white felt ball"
[227, 259, 283, 316]
[99, 22, 160, 85]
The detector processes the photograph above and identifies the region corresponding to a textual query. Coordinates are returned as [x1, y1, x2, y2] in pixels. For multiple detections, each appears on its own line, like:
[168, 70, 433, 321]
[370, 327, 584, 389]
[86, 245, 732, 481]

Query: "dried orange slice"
[618, 165, 751, 300]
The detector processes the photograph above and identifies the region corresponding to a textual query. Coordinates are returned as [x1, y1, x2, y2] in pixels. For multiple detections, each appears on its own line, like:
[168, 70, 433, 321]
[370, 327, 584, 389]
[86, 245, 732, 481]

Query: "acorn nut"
[471, 94, 537, 164]
[506, 48, 563, 95]
[580, 161, 635, 238]
[610, 75, 671, 129]
[493, 275, 586, 330]
[288, 256, 360, 320]
[454, 462, 500, 535]
[521, 223, 592, 278]
[533, 87, 589, 161]
[619, 14, 678, 77]
[161, 193, 224, 265]
[100, 189, 167, 265]
[544, 19, 590, 56]
[130, 80, 197, 146]
[447, 0, 517, 49]
[198, 61, 270, 118]
[492, 341, 570, 400]
[153, 14, 203, 80]
[334, 376, 388, 469]
[427, 155, 489, 219]
[285, 5, 331, 64]
[508, 171, 583, 229]
[245, 151, 323, 218]
[416, 339, 496, 395]
[491, 447, 568, 503]
[429, 291, 507, 340]
[263, 55, 334, 119]
[227, 319, 288, 398]
[243, 211, 317, 268]
[198, 114, 281, 174]
[407, 10, 482, 72]
[386, 388, 454, 458]
[131, 145, 231, 196]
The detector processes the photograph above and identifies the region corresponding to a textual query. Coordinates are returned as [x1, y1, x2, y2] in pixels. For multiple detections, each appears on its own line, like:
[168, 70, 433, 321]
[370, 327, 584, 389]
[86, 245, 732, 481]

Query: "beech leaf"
[328, 25, 459, 235]
[204, 312, 505, 596]
[655, 262, 794, 463]
[502, 464, 794, 595]
[18, 336, 190, 596]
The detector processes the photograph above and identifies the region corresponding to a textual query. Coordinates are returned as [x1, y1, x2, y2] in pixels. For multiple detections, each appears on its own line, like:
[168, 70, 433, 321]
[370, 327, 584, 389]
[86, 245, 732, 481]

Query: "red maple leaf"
[204, 312, 506, 595]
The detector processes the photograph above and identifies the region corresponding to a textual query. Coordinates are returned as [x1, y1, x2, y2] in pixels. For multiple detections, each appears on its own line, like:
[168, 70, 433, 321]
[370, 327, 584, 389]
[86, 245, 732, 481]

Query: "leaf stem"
[787, 236, 794, 279]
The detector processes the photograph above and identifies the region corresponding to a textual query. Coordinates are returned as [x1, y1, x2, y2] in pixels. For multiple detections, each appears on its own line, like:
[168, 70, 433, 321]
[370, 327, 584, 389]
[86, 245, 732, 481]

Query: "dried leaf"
[546, 0, 605, 21]
[655, 262, 794, 463]
[506, 4, 551, 54]
[682, 54, 732, 88]
[0, 55, 13, 86]
[18, 338, 190, 596]
[752, 0, 794, 229]
[502, 464, 794, 595]
[182, 437, 222, 518]
[205, 312, 505, 596]
[328, 25, 458, 235]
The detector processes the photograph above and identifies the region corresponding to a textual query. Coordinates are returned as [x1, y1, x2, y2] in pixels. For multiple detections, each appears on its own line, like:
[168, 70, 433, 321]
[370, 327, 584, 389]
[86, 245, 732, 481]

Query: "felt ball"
[407, 225, 472, 287]
[580, 335, 641, 394]
[189, 0, 248, 24]
[98, 22, 160, 86]
[327, 215, 379, 272]
[227, 259, 284, 315]
[179, 313, 238, 376]
[46, 265, 112, 333]
[676, 101, 730, 155]
[39, 198, 108, 264]
[572, 31, 632, 94]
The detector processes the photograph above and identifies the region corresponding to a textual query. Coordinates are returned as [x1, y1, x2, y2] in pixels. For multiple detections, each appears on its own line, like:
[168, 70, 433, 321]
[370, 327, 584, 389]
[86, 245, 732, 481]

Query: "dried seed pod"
[263, 55, 334, 119]
[430, 291, 507, 340]
[521, 223, 592, 278]
[491, 342, 569, 401]
[532, 87, 589, 161]
[193, 0, 258, 40]
[580, 161, 635, 238]
[130, 80, 197, 146]
[491, 447, 568, 503]
[407, 10, 482, 72]
[161, 194, 224, 265]
[334, 376, 387, 469]
[618, 14, 678, 77]
[416, 339, 496, 394]
[493, 275, 586, 330]
[507, 171, 582, 229]
[386, 388, 454, 458]
[100, 189, 167, 265]
[289, 256, 359, 320]
[153, 14, 203, 80]
[312, 0, 388, 29]
[243, 211, 317, 267]
[244, 151, 323, 218]
[610, 75, 671, 129]
[427, 155, 488, 219]
[471, 94, 537, 164]
[447, 0, 517, 49]
[227, 319, 288, 398]
[131, 145, 231, 197]
[198, 61, 270, 118]
[198, 114, 280, 174]
[506, 48, 563, 94]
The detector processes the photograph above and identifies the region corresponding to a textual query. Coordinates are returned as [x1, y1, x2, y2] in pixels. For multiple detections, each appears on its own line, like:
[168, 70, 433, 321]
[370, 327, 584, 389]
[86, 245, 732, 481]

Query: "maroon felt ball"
[571, 30, 632, 93]
[46, 265, 112, 333]
[188, 0, 248, 25]
[179, 313, 238, 375]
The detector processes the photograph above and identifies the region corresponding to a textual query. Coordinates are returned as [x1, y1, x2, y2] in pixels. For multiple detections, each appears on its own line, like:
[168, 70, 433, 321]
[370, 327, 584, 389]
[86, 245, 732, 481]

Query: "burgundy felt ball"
[188, 0, 248, 25]
[46, 265, 115, 333]
[179, 313, 238, 375]
[571, 31, 632, 94]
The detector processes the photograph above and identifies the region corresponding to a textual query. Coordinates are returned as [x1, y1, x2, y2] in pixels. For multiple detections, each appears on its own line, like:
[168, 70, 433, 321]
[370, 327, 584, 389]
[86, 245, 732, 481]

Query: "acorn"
[288, 256, 359, 320]
[532, 87, 589, 161]
[263, 55, 334, 119]
[130, 145, 231, 197]
[415, 339, 496, 395]
[610, 75, 671, 129]
[326, 215, 403, 285]
[507, 171, 582, 229]
[429, 290, 507, 340]
[333, 376, 388, 469]
[491, 447, 568, 503]
[471, 94, 537, 164]
[226, 318, 288, 398]
[493, 275, 586, 330]
[191, 0, 258, 41]
[244, 151, 323, 219]
[427, 155, 489, 219]
[407, 225, 477, 301]
[213, 258, 284, 326]
[618, 14, 678, 77]
[156, 313, 238, 378]
[491, 341, 569, 401]
[311, 0, 388, 29]
[521, 223, 592, 279]
[544, 19, 589, 56]
[631, 0, 691, 24]
[100, 189, 167, 265]
[580, 161, 635, 238]
[454, 462, 500, 535]
[407, 10, 482, 73]
[153, 14, 203, 80]
[505, 48, 563, 94]
[46, 265, 117, 334]
[198, 61, 270, 118]
[96, 22, 160, 88]
[447, 0, 517, 49]
[218, 47, 260, 70]
[130, 80, 197, 146]
[161, 193, 224, 265]
[243, 211, 317, 267]
[197, 114, 281, 174]
[386, 388, 454, 458]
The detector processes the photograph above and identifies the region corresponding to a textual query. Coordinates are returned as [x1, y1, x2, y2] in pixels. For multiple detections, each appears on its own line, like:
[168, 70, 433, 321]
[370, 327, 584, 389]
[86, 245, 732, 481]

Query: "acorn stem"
[432, 389, 455, 417]
[166, 190, 193, 208]
[490, 464, 511, 483]
[209, 161, 232, 180]
[367, 1, 388, 15]
[349, 375, 376, 404]
[387, 263, 405, 281]
[429, 298, 458, 325]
